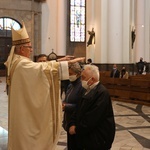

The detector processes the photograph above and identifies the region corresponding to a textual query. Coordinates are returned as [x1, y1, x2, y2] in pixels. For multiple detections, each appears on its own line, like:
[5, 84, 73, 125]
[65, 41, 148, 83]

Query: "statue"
[131, 27, 136, 49]
[87, 28, 95, 47]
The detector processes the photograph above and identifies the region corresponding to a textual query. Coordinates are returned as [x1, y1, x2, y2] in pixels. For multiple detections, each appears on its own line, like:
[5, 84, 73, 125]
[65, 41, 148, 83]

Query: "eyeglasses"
[23, 46, 32, 49]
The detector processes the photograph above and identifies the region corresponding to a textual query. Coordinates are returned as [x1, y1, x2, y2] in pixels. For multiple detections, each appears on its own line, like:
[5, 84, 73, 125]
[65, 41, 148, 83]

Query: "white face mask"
[69, 75, 77, 82]
[81, 78, 92, 90]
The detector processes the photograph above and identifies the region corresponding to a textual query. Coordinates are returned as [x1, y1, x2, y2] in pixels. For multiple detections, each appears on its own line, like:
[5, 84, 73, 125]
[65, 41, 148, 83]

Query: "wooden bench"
[100, 76, 115, 96]
[130, 79, 150, 101]
[100, 74, 150, 105]
[129, 74, 150, 80]
[114, 78, 130, 98]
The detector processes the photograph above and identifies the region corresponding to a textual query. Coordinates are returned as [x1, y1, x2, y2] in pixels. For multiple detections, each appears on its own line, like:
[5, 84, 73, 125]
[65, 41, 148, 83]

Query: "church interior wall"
[41, 1, 57, 56]
[98, 0, 108, 64]
[85, 0, 149, 73]
[56, 0, 67, 56]
[0, 0, 150, 76]
[86, 0, 150, 64]
[86, 0, 132, 64]
[42, 0, 86, 58]
[122, 0, 130, 63]
[144, 0, 150, 62]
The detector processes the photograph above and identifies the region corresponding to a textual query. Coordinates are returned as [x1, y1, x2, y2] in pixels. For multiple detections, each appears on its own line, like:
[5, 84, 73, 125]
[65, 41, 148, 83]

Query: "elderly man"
[69, 65, 115, 150]
[110, 64, 120, 78]
[5, 22, 84, 150]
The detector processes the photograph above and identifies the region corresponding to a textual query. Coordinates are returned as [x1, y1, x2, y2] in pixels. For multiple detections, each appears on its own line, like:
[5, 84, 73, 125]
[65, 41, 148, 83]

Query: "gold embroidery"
[43, 62, 60, 143]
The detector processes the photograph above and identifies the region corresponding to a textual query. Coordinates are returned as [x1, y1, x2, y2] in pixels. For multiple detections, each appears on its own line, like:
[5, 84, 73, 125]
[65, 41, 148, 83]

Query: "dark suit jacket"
[137, 61, 144, 74]
[110, 69, 120, 78]
[69, 82, 116, 150]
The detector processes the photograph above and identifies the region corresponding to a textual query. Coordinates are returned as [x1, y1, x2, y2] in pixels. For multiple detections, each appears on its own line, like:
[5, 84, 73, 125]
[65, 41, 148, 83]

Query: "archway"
[0, 17, 21, 76]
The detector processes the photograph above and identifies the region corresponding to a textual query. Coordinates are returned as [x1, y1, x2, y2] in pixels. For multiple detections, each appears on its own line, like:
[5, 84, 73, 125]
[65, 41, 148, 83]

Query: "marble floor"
[0, 77, 150, 150]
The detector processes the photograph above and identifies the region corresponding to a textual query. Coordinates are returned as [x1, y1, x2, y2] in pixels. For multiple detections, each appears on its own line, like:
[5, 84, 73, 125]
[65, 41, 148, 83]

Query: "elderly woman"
[62, 62, 85, 150]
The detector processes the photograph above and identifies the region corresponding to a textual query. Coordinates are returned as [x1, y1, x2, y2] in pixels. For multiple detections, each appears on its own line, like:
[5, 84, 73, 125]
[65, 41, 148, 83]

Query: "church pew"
[129, 79, 150, 101]
[130, 79, 150, 92]
[100, 77, 115, 96]
[100, 76, 150, 104]
[113, 78, 130, 98]
[130, 91, 150, 101]
[129, 74, 150, 81]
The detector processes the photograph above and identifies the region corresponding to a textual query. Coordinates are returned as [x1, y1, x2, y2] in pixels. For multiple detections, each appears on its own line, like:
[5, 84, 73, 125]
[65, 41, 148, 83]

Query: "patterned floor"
[0, 77, 150, 150]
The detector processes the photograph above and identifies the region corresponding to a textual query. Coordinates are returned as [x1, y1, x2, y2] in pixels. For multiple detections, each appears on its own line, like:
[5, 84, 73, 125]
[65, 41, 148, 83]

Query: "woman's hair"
[69, 62, 82, 74]
[83, 64, 99, 80]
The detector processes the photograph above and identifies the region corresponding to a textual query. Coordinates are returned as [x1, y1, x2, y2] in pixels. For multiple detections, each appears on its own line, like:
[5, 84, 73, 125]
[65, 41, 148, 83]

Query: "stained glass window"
[70, 0, 85, 42]
[0, 17, 21, 30]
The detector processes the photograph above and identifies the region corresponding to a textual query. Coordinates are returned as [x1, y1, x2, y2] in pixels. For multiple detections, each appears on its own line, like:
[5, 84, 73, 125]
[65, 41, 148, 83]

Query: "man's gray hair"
[83, 64, 99, 80]
[14, 44, 25, 54]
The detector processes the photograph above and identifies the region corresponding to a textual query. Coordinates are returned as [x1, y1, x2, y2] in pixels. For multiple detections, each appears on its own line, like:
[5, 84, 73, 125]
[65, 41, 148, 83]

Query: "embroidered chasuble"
[5, 54, 68, 150]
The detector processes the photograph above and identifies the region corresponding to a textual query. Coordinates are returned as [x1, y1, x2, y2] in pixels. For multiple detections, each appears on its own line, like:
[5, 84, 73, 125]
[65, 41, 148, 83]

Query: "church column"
[107, 0, 123, 63]
[144, 0, 150, 62]
[130, 0, 136, 63]
[86, 0, 95, 62]
[56, 0, 66, 55]
[135, 0, 145, 62]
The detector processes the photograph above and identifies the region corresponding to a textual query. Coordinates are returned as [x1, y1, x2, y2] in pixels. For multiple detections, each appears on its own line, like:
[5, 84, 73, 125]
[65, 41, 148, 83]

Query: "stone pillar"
[86, 0, 95, 62]
[107, 0, 123, 63]
[130, 0, 136, 63]
[144, 0, 150, 62]
[135, 0, 145, 62]
[41, 0, 57, 55]
[56, 0, 66, 56]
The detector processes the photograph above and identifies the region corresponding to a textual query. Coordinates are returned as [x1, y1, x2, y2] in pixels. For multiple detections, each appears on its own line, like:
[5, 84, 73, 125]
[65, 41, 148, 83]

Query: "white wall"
[86, 0, 150, 63]
[86, 0, 131, 63]
[122, 0, 130, 63]
[144, 0, 150, 62]
[86, 0, 96, 62]
[41, 1, 57, 55]
[41, 0, 66, 56]
[41, 0, 150, 62]
[97, 0, 108, 63]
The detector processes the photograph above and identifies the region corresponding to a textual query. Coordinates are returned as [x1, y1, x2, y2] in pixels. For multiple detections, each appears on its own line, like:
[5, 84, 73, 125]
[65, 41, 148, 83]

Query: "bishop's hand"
[68, 57, 85, 64]
[57, 55, 75, 61]
[57, 55, 85, 64]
